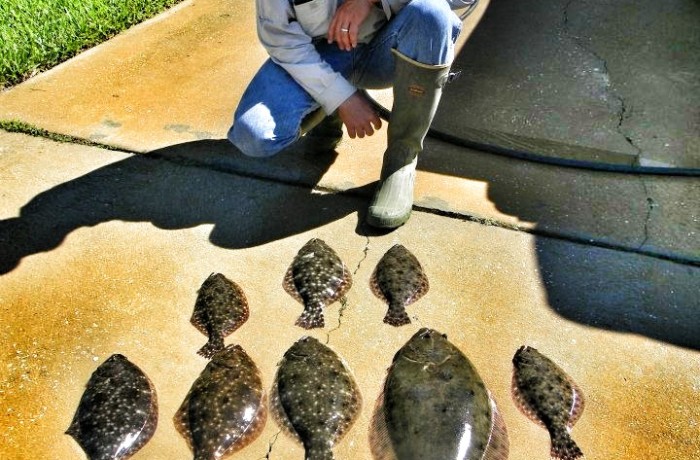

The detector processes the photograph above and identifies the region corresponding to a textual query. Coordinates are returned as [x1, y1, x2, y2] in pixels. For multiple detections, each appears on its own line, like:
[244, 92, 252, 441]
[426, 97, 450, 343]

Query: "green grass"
[0, 119, 124, 150]
[0, 0, 183, 89]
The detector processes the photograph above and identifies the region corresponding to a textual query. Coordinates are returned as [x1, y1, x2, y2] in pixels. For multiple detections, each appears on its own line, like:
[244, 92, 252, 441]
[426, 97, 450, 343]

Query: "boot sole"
[366, 209, 412, 229]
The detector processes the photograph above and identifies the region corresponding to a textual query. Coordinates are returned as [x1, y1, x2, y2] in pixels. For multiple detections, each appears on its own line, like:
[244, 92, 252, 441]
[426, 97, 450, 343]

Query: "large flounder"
[283, 238, 353, 329]
[175, 344, 267, 460]
[191, 273, 249, 358]
[66, 354, 158, 460]
[271, 336, 362, 460]
[370, 244, 429, 326]
[370, 328, 509, 460]
[512, 346, 585, 460]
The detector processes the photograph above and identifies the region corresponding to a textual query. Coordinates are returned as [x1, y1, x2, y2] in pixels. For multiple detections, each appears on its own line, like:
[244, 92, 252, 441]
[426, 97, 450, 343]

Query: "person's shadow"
[2, 133, 698, 352]
[428, 0, 700, 352]
[417, 132, 700, 352]
[0, 139, 378, 276]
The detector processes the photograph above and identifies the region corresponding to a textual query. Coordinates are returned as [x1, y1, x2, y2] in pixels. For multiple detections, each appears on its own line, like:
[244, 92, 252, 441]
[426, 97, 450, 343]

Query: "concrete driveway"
[1, 0, 698, 459]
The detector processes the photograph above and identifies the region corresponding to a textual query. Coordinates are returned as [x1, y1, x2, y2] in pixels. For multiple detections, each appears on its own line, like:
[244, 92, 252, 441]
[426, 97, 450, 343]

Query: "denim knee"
[406, 0, 462, 32]
[227, 109, 291, 158]
[396, 0, 462, 64]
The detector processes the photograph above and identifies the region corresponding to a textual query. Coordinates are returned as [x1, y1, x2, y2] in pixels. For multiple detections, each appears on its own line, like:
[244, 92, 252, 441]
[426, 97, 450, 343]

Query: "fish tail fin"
[305, 444, 334, 460]
[550, 428, 583, 460]
[383, 303, 411, 327]
[296, 305, 325, 329]
[196, 337, 224, 359]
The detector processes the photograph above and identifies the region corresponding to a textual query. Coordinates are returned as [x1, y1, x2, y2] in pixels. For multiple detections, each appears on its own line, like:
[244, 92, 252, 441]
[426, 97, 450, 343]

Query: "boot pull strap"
[447, 70, 462, 83]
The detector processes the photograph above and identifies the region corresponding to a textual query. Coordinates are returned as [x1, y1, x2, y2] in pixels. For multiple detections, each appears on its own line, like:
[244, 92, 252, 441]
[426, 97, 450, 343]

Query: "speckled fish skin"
[283, 238, 353, 329]
[66, 354, 158, 460]
[370, 328, 509, 460]
[512, 346, 585, 460]
[370, 244, 429, 327]
[271, 336, 362, 460]
[191, 273, 249, 359]
[175, 344, 267, 460]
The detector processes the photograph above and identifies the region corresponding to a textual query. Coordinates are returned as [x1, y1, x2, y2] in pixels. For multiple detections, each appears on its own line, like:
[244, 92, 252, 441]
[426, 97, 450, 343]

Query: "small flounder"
[191, 273, 249, 358]
[271, 336, 362, 460]
[370, 244, 429, 326]
[512, 346, 585, 460]
[66, 354, 158, 460]
[370, 328, 509, 460]
[175, 344, 267, 460]
[283, 238, 353, 329]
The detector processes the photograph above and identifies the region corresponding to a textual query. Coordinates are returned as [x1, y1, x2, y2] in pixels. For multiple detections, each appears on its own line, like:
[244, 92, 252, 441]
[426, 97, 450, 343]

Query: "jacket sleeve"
[378, 0, 475, 18]
[256, 0, 356, 114]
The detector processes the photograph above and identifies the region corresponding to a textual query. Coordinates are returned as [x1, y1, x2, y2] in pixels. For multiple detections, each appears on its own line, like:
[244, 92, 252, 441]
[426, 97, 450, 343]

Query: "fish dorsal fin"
[283, 265, 304, 305]
[269, 374, 303, 445]
[339, 262, 353, 299]
[368, 382, 398, 460]
[226, 393, 269, 455]
[220, 281, 250, 336]
[567, 377, 586, 429]
[65, 405, 81, 438]
[483, 392, 510, 460]
[369, 265, 390, 305]
[405, 272, 429, 306]
[190, 297, 209, 336]
[190, 273, 217, 335]
[511, 371, 547, 429]
[321, 261, 353, 306]
[173, 392, 195, 452]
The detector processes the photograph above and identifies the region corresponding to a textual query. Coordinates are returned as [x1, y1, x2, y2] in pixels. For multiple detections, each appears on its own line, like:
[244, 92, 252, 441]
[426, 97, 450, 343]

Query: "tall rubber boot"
[367, 49, 450, 228]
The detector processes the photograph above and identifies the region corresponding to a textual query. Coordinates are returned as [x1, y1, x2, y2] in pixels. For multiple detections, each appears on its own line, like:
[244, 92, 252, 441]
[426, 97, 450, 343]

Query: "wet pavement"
[1, 0, 699, 459]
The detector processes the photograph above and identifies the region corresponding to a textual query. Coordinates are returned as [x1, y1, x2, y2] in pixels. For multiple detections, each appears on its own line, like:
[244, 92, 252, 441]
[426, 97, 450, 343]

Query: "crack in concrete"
[353, 234, 371, 276]
[258, 431, 281, 460]
[560, 0, 643, 163]
[325, 237, 369, 344]
[639, 179, 655, 250]
[616, 98, 644, 166]
[325, 297, 348, 345]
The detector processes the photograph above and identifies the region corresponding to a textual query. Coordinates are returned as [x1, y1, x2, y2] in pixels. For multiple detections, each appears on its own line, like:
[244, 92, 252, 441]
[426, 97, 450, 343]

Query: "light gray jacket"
[256, 0, 472, 114]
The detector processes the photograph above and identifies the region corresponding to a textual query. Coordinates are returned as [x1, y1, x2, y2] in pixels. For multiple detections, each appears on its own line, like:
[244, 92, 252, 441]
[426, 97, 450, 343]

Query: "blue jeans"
[229, 0, 462, 157]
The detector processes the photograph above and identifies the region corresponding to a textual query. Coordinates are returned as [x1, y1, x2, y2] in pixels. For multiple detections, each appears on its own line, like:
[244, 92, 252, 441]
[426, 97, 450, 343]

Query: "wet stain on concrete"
[102, 119, 122, 128]
[164, 124, 214, 140]
[165, 123, 191, 133]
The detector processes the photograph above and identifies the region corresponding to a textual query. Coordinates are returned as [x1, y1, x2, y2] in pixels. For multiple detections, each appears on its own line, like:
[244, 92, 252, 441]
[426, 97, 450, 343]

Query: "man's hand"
[338, 92, 382, 138]
[327, 0, 376, 51]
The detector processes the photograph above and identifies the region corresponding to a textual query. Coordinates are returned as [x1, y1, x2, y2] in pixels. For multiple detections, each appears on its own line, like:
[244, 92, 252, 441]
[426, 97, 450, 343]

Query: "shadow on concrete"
[434, 0, 700, 171]
[1, 138, 697, 351]
[419, 141, 700, 351]
[0, 139, 372, 275]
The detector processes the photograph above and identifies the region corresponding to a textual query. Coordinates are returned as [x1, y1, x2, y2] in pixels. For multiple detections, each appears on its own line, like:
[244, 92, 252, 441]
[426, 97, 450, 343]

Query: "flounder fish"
[370, 244, 429, 327]
[370, 328, 509, 460]
[175, 344, 267, 460]
[271, 336, 362, 460]
[512, 346, 585, 460]
[66, 354, 158, 460]
[191, 273, 249, 358]
[283, 238, 353, 329]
